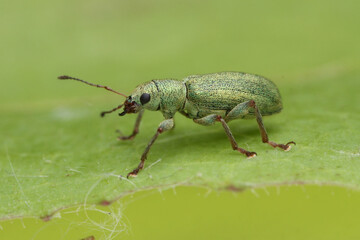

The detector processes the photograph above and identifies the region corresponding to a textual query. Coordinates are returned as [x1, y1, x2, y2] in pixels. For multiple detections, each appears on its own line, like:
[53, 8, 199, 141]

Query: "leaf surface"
[1, 0, 360, 219]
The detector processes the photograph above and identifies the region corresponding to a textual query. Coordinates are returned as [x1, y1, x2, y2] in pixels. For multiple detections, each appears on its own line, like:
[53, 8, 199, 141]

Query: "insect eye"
[140, 93, 151, 105]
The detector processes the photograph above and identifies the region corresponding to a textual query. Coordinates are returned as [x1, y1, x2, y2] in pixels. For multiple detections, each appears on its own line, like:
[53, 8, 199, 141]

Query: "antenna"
[58, 75, 127, 98]
[100, 104, 124, 117]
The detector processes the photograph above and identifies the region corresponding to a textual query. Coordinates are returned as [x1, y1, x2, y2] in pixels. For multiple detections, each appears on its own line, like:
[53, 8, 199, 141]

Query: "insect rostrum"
[58, 72, 295, 178]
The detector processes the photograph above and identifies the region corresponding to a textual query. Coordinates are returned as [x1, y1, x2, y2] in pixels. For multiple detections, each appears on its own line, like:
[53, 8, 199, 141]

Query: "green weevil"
[58, 72, 295, 178]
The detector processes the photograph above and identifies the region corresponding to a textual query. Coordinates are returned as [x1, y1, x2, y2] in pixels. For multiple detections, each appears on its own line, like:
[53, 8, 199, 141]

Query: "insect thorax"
[151, 80, 187, 118]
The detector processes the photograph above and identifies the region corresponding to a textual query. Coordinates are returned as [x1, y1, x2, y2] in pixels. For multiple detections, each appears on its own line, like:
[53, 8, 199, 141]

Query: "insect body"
[58, 72, 295, 178]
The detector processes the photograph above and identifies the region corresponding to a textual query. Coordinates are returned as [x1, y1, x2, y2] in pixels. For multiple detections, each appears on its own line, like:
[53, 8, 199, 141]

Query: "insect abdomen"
[184, 72, 282, 116]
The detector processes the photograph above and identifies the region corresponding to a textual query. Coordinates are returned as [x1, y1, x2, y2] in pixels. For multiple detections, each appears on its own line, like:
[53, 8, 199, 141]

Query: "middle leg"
[193, 114, 256, 158]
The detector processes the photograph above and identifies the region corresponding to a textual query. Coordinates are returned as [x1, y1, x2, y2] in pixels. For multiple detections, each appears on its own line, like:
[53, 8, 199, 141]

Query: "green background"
[1, 0, 360, 239]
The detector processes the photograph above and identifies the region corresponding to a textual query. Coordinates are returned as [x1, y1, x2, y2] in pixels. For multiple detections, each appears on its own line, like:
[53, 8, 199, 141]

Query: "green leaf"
[2, 68, 360, 219]
[1, 0, 360, 220]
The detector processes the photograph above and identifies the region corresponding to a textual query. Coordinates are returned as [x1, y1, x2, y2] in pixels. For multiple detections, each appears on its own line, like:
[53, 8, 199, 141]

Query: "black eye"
[140, 93, 151, 105]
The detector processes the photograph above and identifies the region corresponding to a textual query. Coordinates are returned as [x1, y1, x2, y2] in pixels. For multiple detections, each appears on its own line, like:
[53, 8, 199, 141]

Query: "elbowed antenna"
[58, 75, 128, 117]
[58, 75, 128, 98]
[100, 104, 124, 117]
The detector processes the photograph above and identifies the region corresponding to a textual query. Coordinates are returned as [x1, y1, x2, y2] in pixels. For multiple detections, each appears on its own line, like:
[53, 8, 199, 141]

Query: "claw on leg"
[246, 151, 257, 158]
[233, 146, 257, 158]
[127, 170, 138, 178]
[268, 141, 296, 151]
[127, 161, 144, 178]
[117, 109, 144, 141]
[116, 129, 137, 141]
[214, 115, 257, 159]
[235, 147, 257, 158]
[246, 100, 296, 152]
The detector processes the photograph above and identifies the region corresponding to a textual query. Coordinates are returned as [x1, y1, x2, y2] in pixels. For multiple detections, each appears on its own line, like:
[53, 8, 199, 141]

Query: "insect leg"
[117, 109, 144, 140]
[193, 114, 256, 158]
[193, 114, 218, 125]
[248, 100, 295, 151]
[224, 101, 250, 121]
[127, 118, 174, 178]
[225, 100, 295, 151]
[216, 116, 257, 158]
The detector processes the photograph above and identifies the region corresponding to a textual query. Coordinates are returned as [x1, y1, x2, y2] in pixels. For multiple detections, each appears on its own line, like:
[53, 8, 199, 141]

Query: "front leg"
[127, 118, 174, 178]
[117, 110, 144, 140]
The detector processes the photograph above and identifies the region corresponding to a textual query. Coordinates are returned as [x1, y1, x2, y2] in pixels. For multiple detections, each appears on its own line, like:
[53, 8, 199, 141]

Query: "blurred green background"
[1, 0, 360, 239]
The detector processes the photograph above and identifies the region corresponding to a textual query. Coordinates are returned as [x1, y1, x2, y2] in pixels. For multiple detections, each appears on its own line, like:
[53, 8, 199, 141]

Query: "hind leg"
[225, 100, 295, 151]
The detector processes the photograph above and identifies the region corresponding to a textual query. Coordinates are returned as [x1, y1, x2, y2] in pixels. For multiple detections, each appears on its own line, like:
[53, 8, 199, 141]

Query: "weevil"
[58, 72, 295, 178]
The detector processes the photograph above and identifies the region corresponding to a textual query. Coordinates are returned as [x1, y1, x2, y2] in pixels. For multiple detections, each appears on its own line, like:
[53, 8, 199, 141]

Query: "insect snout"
[120, 100, 138, 116]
